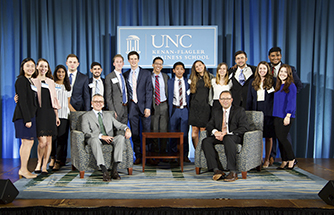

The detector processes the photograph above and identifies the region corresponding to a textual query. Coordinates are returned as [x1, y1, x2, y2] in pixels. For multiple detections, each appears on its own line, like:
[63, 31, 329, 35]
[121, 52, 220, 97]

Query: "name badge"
[187, 89, 190, 95]
[55, 86, 61, 90]
[31, 85, 37, 92]
[41, 83, 49, 89]
[89, 83, 95, 88]
[267, 87, 275, 94]
[112, 77, 119, 84]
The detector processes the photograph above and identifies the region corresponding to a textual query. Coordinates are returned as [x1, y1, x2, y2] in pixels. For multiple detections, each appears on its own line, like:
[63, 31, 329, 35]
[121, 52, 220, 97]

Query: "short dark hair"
[127, 51, 140, 60]
[234, 50, 247, 58]
[219, 90, 232, 99]
[268, 47, 282, 56]
[66, 54, 79, 62]
[173, 61, 185, 70]
[153, 57, 164, 64]
[90, 62, 102, 69]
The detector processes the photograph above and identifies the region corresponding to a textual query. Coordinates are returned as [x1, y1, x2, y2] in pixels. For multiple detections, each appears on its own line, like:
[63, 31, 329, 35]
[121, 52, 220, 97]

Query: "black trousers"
[51, 118, 69, 163]
[274, 117, 295, 161]
[202, 134, 242, 172]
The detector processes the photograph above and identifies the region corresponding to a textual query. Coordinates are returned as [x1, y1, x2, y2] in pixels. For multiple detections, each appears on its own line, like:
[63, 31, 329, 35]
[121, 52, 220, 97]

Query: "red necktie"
[155, 75, 160, 105]
[179, 79, 183, 106]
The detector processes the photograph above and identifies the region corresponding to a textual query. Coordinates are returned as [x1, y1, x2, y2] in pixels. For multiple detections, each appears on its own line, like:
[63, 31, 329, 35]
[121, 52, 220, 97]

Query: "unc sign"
[117, 26, 217, 68]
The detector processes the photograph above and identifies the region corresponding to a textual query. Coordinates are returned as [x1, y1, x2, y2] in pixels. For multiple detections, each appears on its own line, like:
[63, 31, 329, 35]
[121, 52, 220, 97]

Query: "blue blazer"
[123, 67, 152, 114]
[167, 77, 190, 117]
[246, 78, 276, 117]
[70, 71, 90, 111]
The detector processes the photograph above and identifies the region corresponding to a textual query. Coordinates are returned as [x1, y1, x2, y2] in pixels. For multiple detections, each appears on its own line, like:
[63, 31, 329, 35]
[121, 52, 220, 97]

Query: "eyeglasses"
[220, 98, 232, 101]
[92, 101, 104, 104]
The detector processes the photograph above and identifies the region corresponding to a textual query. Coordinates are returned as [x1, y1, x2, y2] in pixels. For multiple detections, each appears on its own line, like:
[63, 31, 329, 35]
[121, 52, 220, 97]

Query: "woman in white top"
[50, 65, 73, 171]
[211, 62, 232, 111]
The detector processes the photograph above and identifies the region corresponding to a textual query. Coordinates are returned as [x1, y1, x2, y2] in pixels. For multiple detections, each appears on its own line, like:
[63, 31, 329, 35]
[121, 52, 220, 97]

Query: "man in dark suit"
[88, 62, 105, 107]
[66, 54, 90, 111]
[267, 47, 303, 165]
[228, 51, 256, 109]
[202, 91, 249, 182]
[105, 54, 128, 125]
[81, 94, 131, 181]
[167, 62, 190, 161]
[123, 51, 153, 164]
[151, 57, 169, 157]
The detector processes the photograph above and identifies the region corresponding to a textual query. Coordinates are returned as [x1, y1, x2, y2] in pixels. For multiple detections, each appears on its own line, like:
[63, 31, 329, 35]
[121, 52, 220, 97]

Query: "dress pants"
[169, 107, 189, 157]
[51, 118, 69, 164]
[128, 100, 151, 158]
[202, 134, 242, 171]
[274, 117, 295, 161]
[151, 102, 168, 152]
[87, 135, 125, 166]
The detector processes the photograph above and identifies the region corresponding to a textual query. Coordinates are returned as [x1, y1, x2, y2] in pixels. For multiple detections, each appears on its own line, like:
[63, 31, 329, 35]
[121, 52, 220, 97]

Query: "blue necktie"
[69, 73, 73, 85]
[120, 74, 127, 104]
[239, 69, 245, 86]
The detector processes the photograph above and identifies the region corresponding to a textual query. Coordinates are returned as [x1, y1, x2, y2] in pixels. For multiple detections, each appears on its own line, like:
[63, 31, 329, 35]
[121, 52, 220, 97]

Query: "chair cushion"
[245, 111, 263, 131]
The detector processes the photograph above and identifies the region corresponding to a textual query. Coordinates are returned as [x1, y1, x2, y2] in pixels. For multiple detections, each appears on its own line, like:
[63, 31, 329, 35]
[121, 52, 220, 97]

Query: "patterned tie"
[132, 71, 137, 103]
[69, 73, 73, 85]
[95, 80, 100, 94]
[222, 110, 227, 134]
[120, 74, 127, 104]
[98, 112, 107, 136]
[179, 79, 183, 106]
[155, 75, 160, 105]
[239, 69, 245, 86]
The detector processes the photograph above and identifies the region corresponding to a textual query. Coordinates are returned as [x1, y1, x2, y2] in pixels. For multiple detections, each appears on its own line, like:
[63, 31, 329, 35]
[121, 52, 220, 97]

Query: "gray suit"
[81, 111, 129, 166]
[105, 71, 128, 124]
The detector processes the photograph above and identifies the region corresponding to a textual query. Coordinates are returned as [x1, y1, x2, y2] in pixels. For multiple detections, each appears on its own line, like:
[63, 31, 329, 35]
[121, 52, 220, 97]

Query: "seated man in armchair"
[202, 91, 249, 182]
[81, 94, 131, 181]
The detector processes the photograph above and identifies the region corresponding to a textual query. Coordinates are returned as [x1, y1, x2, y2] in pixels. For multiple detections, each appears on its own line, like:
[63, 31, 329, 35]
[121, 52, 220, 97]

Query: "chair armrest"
[240, 130, 263, 156]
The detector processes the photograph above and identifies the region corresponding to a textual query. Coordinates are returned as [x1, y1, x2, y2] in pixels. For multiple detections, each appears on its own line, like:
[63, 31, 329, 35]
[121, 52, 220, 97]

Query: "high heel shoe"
[19, 170, 37, 179]
[286, 159, 298, 170]
[263, 161, 270, 168]
[34, 162, 42, 173]
[276, 162, 288, 170]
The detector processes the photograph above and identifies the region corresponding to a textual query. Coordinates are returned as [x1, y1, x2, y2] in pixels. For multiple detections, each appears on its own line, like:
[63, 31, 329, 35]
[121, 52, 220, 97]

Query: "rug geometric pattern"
[14, 163, 327, 200]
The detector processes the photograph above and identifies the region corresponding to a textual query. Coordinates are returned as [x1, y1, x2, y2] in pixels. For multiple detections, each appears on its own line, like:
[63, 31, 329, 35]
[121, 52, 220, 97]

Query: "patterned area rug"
[14, 162, 327, 199]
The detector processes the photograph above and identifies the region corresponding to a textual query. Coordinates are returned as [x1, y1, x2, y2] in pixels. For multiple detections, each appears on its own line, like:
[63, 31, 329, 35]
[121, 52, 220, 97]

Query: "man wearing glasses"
[202, 91, 249, 182]
[81, 94, 131, 181]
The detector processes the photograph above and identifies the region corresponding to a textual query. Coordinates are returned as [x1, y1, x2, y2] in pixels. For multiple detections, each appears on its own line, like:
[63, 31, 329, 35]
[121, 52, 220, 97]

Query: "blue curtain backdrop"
[1, 0, 333, 158]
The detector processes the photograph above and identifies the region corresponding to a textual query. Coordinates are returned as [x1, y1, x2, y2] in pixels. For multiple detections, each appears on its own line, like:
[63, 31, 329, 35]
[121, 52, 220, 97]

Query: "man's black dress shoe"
[224, 172, 238, 182]
[212, 170, 226, 181]
[103, 172, 111, 181]
[111, 172, 121, 180]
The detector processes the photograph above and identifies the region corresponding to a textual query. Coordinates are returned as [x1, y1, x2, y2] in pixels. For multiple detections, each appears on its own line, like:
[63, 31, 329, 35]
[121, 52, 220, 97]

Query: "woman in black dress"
[13, 58, 38, 179]
[246, 61, 276, 168]
[32, 58, 60, 175]
[188, 60, 213, 151]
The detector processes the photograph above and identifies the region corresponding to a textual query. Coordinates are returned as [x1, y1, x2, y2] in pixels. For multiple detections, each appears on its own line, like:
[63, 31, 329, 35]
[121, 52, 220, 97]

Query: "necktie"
[271, 67, 275, 76]
[132, 71, 137, 103]
[95, 80, 100, 94]
[120, 74, 127, 104]
[155, 75, 160, 105]
[179, 79, 183, 106]
[239, 69, 245, 86]
[69, 73, 73, 85]
[222, 110, 227, 134]
[98, 112, 107, 136]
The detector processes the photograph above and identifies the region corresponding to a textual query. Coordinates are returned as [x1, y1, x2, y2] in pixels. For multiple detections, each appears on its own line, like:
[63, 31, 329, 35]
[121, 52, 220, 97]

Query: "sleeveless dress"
[36, 81, 56, 137]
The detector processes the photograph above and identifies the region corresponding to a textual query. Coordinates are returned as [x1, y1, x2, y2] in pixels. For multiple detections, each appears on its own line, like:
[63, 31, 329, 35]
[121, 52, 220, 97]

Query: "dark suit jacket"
[269, 62, 303, 93]
[206, 105, 249, 139]
[152, 72, 169, 114]
[12, 76, 38, 123]
[89, 77, 106, 108]
[167, 77, 190, 117]
[246, 78, 276, 117]
[123, 67, 152, 114]
[229, 64, 256, 109]
[105, 71, 126, 115]
[70, 71, 90, 111]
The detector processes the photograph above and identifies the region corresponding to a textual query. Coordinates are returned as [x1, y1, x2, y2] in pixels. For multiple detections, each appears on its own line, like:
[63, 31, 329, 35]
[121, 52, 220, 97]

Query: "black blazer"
[206, 105, 249, 139]
[229, 64, 256, 109]
[70, 71, 90, 111]
[12, 76, 38, 123]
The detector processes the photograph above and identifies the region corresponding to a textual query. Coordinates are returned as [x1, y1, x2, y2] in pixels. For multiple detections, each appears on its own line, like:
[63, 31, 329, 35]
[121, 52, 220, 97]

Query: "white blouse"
[212, 78, 232, 100]
[55, 83, 71, 119]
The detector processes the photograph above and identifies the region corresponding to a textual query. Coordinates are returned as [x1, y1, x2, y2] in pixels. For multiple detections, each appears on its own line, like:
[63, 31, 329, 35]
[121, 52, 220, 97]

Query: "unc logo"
[151, 34, 192, 48]
[126, 35, 141, 54]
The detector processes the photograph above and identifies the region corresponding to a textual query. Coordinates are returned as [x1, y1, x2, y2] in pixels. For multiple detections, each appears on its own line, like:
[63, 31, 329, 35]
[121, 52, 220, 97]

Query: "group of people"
[13, 46, 301, 182]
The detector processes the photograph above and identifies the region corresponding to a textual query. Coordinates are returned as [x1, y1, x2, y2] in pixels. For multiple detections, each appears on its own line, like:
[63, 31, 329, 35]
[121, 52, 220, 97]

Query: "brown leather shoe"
[134, 158, 142, 165]
[103, 172, 111, 181]
[111, 171, 121, 180]
[212, 169, 226, 181]
[184, 157, 191, 163]
[224, 172, 238, 182]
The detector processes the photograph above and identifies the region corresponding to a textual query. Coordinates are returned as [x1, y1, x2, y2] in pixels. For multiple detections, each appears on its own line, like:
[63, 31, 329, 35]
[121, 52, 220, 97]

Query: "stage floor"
[1, 158, 334, 209]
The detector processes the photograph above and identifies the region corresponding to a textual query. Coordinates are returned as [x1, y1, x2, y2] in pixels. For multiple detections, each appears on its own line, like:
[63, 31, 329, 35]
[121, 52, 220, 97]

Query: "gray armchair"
[70, 111, 133, 178]
[195, 111, 263, 179]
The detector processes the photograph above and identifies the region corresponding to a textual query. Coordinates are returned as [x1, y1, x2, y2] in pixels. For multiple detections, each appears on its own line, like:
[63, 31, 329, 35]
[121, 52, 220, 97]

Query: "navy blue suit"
[70, 71, 90, 111]
[167, 77, 190, 156]
[123, 67, 153, 158]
